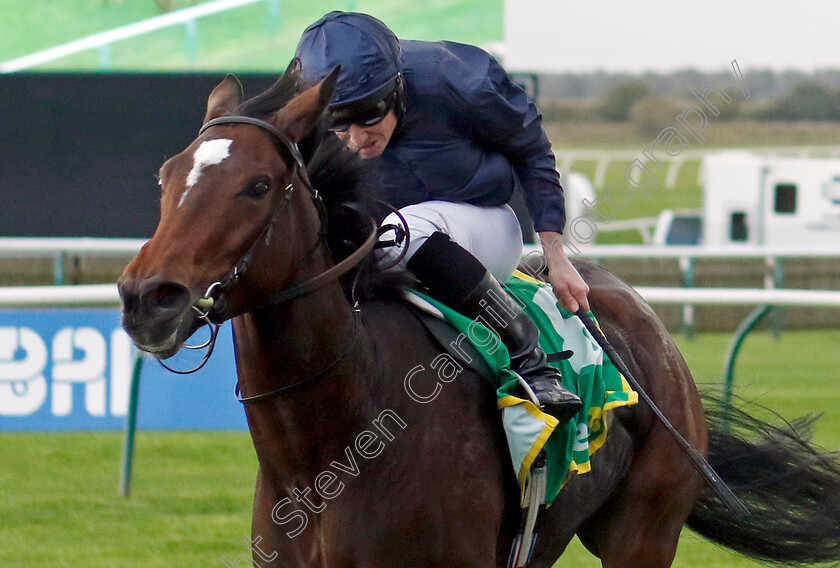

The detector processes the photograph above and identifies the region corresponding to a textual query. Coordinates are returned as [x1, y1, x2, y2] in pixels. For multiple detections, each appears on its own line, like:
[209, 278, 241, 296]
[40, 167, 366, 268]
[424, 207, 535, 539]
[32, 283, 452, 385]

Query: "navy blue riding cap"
[295, 11, 402, 114]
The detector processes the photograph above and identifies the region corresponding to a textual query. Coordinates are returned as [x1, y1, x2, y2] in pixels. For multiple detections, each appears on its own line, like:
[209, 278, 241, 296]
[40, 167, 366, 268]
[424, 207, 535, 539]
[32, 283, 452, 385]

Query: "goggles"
[328, 75, 400, 132]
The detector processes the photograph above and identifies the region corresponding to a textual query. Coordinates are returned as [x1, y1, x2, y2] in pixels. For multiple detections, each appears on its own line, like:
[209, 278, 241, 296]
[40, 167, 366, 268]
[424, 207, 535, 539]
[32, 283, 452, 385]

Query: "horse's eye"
[241, 178, 271, 200]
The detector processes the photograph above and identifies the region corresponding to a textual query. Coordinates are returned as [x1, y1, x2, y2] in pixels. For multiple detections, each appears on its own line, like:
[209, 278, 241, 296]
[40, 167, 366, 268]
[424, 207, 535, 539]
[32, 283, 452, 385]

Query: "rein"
[159, 115, 378, 376]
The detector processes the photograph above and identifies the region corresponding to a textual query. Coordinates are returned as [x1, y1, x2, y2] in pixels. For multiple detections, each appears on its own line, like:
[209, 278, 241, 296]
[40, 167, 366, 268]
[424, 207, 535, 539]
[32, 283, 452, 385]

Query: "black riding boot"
[407, 232, 582, 422]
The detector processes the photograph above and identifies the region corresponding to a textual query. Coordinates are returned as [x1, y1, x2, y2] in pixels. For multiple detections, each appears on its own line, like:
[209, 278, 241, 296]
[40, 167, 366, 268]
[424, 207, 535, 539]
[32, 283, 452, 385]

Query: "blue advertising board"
[0, 308, 247, 431]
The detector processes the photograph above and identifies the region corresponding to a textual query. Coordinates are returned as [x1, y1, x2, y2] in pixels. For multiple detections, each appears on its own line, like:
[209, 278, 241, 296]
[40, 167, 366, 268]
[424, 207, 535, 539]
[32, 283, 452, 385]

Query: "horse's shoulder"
[357, 296, 441, 365]
[358, 295, 497, 400]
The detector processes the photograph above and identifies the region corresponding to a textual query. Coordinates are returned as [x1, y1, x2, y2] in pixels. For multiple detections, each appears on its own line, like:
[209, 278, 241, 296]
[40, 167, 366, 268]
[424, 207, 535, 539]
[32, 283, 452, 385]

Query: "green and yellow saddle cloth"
[409, 270, 638, 506]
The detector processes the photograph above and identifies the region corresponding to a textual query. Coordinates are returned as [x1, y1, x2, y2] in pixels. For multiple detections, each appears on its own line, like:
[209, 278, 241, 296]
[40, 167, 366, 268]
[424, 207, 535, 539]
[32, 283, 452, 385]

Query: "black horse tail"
[686, 393, 840, 564]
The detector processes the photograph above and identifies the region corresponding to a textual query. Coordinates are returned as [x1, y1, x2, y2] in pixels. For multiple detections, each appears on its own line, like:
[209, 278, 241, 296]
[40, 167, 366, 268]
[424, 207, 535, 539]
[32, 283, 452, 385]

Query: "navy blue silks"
[295, 12, 566, 233]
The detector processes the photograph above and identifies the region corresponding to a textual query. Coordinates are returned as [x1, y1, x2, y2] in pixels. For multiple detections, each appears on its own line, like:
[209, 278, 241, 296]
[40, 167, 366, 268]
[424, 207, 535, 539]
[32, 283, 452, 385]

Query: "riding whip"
[575, 309, 751, 519]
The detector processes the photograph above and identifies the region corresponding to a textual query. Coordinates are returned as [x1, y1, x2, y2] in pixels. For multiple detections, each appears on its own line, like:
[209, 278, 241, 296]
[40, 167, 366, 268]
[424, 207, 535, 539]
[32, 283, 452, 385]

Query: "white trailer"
[701, 151, 840, 247]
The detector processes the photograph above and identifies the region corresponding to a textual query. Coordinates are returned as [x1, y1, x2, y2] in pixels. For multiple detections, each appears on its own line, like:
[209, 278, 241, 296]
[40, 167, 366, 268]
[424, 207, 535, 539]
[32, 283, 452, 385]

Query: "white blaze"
[179, 138, 233, 207]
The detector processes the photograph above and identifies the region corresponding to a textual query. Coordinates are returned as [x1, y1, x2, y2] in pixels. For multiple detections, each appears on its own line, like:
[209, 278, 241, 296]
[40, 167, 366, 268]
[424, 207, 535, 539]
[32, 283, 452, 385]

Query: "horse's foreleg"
[250, 468, 283, 568]
[249, 468, 320, 568]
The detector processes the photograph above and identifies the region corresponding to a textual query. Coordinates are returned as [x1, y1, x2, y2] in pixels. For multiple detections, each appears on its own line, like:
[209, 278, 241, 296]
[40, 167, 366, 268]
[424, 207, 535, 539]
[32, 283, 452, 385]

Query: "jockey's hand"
[538, 231, 591, 314]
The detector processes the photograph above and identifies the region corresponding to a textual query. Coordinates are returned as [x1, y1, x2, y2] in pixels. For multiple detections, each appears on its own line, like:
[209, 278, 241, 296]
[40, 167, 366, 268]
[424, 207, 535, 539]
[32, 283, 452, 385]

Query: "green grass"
[0, 0, 502, 71]
[1, 329, 839, 567]
[0, 431, 256, 567]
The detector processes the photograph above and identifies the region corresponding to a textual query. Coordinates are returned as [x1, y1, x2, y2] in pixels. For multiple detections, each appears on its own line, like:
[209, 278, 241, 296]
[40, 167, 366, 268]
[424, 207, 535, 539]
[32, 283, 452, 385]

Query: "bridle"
[158, 115, 380, 376]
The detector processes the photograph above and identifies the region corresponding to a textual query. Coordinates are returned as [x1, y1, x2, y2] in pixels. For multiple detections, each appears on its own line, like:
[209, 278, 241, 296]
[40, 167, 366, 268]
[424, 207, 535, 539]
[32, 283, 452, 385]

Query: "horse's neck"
[232, 280, 373, 480]
[237, 281, 357, 377]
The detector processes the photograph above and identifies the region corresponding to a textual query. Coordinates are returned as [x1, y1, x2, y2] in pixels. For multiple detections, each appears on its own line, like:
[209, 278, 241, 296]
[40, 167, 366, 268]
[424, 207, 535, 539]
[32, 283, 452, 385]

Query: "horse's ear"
[270, 67, 340, 143]
[203, 74, 243, 124]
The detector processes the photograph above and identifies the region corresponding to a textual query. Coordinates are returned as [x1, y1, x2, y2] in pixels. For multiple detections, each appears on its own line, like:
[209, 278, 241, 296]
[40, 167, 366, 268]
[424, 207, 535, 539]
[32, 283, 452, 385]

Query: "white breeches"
[380, 200, 523, 282]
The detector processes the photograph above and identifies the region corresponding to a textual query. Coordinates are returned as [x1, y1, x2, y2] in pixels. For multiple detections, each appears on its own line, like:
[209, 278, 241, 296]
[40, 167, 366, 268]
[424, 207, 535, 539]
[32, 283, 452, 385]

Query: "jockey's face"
[335, 110, 397, 159]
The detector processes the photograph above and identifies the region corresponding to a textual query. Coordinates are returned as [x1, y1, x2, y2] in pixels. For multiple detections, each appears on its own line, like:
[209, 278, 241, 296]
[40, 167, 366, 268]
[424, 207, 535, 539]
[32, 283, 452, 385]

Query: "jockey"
[295, 11, 589, 422]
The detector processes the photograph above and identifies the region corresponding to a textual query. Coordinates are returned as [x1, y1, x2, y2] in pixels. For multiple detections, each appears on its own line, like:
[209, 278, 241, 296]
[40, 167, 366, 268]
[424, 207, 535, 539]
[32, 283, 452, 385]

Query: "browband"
[199, 116, 306, 172]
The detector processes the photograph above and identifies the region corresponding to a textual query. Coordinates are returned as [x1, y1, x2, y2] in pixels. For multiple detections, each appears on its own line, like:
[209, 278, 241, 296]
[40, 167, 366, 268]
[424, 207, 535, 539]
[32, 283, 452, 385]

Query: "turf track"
[1, 329, 838, 567]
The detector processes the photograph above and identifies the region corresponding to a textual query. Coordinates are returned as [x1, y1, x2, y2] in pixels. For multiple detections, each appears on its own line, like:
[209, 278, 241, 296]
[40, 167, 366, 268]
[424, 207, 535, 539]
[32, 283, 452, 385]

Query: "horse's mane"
[234, 62, 415, 300]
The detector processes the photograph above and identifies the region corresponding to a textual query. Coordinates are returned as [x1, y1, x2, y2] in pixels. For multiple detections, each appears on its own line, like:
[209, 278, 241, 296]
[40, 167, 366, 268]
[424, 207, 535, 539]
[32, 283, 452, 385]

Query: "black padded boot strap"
[406, 231, 541, 365]
[406, 231, 488, 307]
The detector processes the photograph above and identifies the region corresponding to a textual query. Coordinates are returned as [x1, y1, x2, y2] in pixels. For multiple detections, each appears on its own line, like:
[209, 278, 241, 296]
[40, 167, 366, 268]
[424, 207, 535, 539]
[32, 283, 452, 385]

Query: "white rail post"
[53, 252, 65, 286]
[266, 0, 280, 32]
[98, 45, 111, 70]
[184, 19, 198, 65]
[680, 255, 695, 339]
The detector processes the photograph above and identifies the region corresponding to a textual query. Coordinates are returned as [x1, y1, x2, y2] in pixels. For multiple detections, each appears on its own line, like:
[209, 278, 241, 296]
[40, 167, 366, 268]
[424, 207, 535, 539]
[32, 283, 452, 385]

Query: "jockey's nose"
[346, 124, 369, 149]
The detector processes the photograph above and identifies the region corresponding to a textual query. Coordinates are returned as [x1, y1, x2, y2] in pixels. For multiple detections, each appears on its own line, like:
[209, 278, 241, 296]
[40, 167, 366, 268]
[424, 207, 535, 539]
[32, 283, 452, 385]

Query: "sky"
[504, 0, 840, 73]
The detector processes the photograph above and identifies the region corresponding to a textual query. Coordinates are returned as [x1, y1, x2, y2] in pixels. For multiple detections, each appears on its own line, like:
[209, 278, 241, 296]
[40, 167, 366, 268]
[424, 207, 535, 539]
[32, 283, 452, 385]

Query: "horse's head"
[118, 68, 339, 359]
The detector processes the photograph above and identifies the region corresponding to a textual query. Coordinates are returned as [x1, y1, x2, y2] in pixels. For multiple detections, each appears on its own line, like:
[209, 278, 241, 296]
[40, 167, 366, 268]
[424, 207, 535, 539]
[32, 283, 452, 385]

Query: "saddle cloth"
[407, 270, 638, 505]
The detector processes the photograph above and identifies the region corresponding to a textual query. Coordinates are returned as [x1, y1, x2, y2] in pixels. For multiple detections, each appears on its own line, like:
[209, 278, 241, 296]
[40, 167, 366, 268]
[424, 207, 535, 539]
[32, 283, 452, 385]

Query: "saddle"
[402, 275, 637, 505]
[406, 295, 497, 383]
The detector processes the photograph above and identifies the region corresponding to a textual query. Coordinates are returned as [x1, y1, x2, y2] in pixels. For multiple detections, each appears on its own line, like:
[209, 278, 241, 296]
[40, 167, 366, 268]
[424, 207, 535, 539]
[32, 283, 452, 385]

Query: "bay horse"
[118, 65, 840, 567]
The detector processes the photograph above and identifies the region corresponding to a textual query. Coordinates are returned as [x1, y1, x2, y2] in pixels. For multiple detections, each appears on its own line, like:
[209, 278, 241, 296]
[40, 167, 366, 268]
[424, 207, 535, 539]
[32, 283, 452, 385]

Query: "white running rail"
[2, 240, 838, 307]
[4, 238, 838, 260]
[635, 287, 840, 307]
[2, 284, 839, 308]
[0, 237, 146, 256]
[0, 284, 120, 307]
[522, 244, 840, 259]
[0, 0, 267, 73]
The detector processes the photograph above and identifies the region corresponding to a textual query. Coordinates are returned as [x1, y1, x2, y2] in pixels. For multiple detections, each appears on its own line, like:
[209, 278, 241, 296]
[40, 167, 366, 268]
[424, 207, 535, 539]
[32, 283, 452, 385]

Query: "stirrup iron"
[508, 453, 547, 568]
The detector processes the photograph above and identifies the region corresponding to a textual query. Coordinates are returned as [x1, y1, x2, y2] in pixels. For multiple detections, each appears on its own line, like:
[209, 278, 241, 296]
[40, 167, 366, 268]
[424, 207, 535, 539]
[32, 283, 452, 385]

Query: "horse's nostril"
[118, 282, 139, 314]
[139, 281, 191, 318]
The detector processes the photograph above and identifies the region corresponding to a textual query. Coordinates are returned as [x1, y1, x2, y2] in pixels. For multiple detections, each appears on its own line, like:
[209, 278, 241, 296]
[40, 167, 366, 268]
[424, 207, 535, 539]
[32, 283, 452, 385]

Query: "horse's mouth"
[122, 310, 202, 360]
[134, 335, 182, 360]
